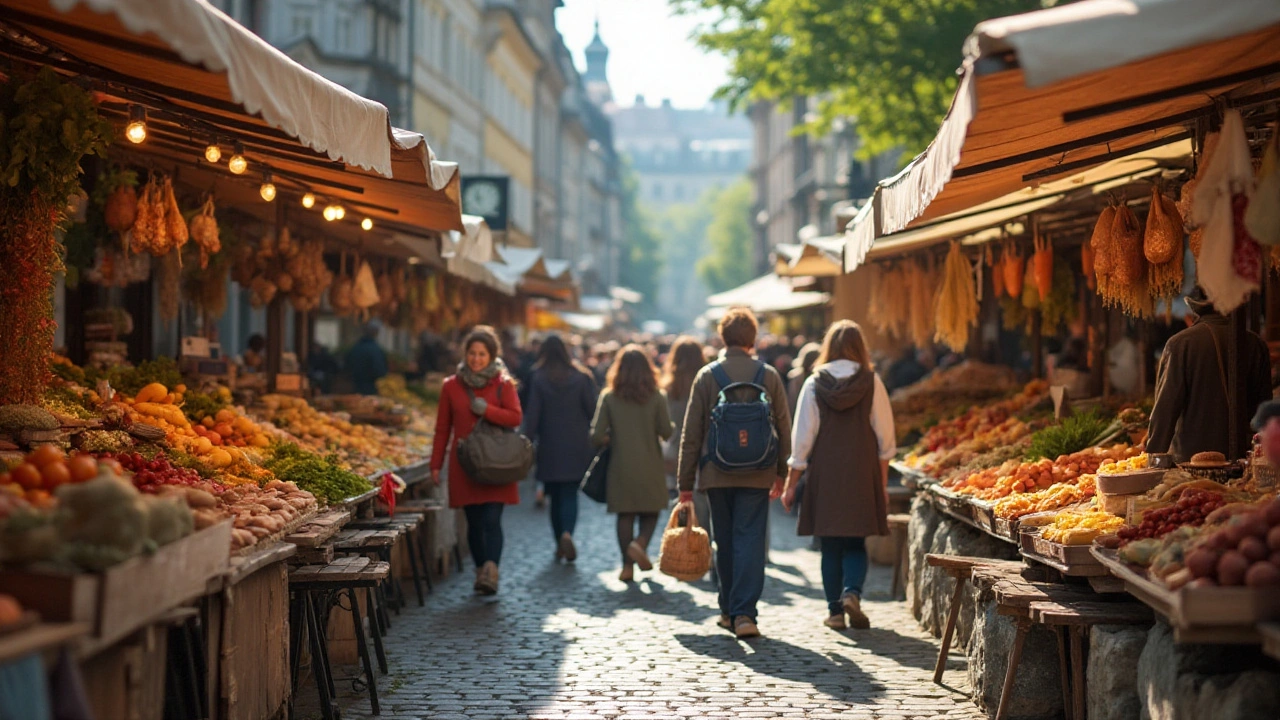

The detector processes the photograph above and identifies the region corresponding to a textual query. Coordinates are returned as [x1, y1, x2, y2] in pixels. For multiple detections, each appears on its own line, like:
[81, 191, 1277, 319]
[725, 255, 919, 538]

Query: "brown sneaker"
[823, 614, 848, 630]
[843, 593, 869, 629]
[716, 614, 733, 630]
[559, 532, 577, 562]
[477, 561, 499, 595]
[619, 564, 634, 582]
[473, 566, 485, 593]
[734, 616, 760, 639]
[626, 541, 653, 571]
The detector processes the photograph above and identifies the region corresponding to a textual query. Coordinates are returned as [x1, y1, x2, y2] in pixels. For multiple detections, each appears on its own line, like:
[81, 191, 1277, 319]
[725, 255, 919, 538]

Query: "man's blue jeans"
[707, 487, 770, 622]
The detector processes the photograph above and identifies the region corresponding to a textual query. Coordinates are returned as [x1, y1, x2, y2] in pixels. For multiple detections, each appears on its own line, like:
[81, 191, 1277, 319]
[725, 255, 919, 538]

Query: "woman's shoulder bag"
[456, 382, 534, 485]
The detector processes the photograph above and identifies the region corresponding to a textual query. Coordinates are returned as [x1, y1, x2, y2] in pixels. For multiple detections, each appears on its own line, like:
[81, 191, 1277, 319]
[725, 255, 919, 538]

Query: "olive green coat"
[590, 389, 673, 514]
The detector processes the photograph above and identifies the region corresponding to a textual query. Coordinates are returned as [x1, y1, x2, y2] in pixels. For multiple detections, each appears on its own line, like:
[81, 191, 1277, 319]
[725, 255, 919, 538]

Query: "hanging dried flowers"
[0, 68, 111, 404]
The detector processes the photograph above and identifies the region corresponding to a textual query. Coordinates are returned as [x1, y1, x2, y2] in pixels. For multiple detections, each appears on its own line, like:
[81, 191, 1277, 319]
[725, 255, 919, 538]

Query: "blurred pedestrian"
[677, 307, 792, 639]
[430, 326, 523, 595]
[783, 320, 896, 630]
[662, 337, 711, 527]
[787, 342, 822, 415]
[591, 345, 674, 582]
[346, 320, 389, 395]
[523, 335, 599, 562]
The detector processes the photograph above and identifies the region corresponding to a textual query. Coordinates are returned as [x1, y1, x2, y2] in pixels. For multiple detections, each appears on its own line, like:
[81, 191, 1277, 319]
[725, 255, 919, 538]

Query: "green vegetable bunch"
[1026, 409, 1118, 461]
[263, 442, 371, 505]
[181, 389, 229, 423]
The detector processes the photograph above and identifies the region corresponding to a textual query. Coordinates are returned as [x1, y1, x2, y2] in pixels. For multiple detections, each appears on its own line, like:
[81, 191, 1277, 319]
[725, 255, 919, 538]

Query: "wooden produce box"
[1021, 527, 1108, 577]
[0, 522, 232, 654]
[1091, 546, 1279, 642]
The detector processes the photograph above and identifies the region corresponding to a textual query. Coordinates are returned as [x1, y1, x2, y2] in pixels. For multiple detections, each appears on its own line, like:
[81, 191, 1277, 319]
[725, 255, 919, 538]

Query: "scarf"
[458, 358, 506, 389]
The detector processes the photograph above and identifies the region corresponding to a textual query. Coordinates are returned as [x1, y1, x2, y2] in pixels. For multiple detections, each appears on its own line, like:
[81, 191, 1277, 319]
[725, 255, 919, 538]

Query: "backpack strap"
[751, 362, 767, 387]
[709, 361, 732, 390]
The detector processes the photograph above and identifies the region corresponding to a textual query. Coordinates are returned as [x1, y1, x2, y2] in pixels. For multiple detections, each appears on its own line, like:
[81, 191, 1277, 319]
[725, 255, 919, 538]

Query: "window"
[336, 11, 353, 52]
[291, 12, 312, 38]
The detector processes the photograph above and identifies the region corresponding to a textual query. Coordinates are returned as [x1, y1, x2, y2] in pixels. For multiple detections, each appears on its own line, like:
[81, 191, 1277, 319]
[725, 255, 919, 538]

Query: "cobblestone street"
[308, 492, 984, 720]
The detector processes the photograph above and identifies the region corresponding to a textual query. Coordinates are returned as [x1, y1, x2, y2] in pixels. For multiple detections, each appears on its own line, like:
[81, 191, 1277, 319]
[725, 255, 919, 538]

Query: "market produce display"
[890, 361, 1022, 444]
[994, 474, 1099, 520]
[905, 379, 1048, 459]
[255, 394, 413, 474]
[1040, 508, 1125, 545]
[948, 444, 1138, 500]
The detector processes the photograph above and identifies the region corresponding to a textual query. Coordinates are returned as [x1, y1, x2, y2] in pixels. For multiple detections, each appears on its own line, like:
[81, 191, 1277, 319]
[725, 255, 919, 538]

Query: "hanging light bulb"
[361, 217, 373, 231]
[259, 170, 276, 202]
[323, 204, 339, 222]
[301, 192, 316, 209]
[125, 105, 147, 144]
[227, 142, 247, 175]
[334, 205, 346, 221]
[204, 139, 222, 163]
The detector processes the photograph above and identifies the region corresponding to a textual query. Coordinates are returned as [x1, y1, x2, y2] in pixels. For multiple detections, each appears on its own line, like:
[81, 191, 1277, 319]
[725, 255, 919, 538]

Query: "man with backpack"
[677, 307, 792, 639]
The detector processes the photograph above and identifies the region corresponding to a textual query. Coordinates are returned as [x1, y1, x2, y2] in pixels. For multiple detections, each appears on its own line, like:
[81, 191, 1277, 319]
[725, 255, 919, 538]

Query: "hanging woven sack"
[658, 501, 712, 582]
[1143, 186, 1180, 264]
[352, 260, 380, 310]
[1110, 204, 1145, 286]
[1244, 125, 1280, 246]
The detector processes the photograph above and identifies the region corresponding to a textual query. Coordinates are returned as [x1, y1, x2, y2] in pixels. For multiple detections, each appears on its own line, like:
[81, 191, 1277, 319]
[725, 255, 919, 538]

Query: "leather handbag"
[456, 384, 534, 486]
[581, 446, 610, 503]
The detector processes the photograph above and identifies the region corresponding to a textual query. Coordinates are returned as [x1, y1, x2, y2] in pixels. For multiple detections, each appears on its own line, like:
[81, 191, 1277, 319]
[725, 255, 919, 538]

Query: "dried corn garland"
[934, 242, 979, 351]
[906, 256, 937, 349]
[868, 263, 907, 338]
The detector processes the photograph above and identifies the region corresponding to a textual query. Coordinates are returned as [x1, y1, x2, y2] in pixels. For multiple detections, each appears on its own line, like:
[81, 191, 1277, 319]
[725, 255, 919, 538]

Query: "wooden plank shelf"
[284, 508, 352, 548]
[0, 622, 90, 666]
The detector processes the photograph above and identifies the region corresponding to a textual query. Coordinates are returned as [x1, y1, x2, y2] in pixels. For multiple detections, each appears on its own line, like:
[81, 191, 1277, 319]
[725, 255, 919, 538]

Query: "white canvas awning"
[775, 235, 844, 277]
[486, 247, 578, 302]
[706, 274, 829, 315]
[843, 0, 1280, 266]
[3, 0, 463, 232]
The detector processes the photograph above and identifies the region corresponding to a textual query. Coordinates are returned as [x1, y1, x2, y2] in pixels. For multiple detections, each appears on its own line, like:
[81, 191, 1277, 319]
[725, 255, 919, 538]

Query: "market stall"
[839, 1, 1280, 717]
[0, 1, 467, 719]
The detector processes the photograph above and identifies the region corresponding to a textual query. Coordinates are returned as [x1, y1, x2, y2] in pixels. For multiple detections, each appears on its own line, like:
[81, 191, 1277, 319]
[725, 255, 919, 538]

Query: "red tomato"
[67, 455, 99, 483]
[40, 462, 71, 489]
[28, 444, 65, 469]
[11, 463, 42, 491]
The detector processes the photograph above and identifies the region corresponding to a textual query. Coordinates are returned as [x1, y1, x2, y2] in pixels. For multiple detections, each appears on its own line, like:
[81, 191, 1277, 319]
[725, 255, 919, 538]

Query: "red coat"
[431, 374, 523, 508]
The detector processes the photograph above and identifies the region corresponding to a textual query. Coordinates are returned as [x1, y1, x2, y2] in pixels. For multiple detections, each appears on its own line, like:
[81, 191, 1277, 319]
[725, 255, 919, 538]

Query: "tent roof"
[1, 0, 463, 233]
[706, 274, 829, 314]
[843, 0, 1280, 261]
[775, 235, 844, 277]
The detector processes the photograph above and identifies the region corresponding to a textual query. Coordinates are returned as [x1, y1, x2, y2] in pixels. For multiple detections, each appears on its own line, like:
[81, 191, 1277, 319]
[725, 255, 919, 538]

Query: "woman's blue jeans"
[544, 481, 579, 540]
[819, 536, 868, 615]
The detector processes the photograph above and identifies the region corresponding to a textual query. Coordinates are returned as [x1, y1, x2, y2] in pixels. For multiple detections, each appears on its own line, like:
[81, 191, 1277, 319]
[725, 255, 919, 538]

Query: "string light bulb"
[301, 192, 316, 209]
[259, 170, 276, 202]
[323, 204, 339, 221]
[204, 140, 221, 163]
[227, 142, 247, 175]
[361, 217, 373, 231]
[125, 105, 147, 144]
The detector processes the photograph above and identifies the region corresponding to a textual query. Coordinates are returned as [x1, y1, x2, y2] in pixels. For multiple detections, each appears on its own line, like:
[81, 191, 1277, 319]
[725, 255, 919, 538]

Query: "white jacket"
[787, 359, 896, 471]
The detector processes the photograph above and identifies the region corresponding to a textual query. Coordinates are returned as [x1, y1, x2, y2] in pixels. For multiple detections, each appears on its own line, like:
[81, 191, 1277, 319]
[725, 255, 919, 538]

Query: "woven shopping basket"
[658, 501, 712, 581]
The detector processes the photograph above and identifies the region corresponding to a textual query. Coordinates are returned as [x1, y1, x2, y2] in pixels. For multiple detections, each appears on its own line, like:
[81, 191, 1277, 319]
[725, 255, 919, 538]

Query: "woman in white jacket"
[782, 321, 896, 629]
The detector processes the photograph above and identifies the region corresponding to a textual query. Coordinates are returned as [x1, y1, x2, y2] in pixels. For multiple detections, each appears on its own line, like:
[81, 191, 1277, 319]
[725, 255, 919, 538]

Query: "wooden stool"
[349, 515, 431, 605]
[289, 557, 390, 719]
[1028, 600, 1152, 720]
[887, 513, 910, 600]
[925, 554, 1025, 685]
[987, 577, 1102, 720]
[334, 528, 405, 627]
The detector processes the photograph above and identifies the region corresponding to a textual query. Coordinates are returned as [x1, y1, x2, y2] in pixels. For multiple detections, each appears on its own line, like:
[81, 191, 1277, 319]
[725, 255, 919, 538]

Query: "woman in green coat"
[591, 344, 673, 582]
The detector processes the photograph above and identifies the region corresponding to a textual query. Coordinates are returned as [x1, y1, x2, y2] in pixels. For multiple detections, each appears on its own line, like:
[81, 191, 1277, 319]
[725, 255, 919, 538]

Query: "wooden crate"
[1024, 530, 1108, 577]
[80, 623, 167, 720]
[0, 571, 99, 628]
[95, 522, 232, 651]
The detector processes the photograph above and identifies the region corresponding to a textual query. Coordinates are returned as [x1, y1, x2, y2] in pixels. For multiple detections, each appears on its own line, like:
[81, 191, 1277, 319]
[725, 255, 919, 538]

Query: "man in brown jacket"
[677, 307, 792, 639]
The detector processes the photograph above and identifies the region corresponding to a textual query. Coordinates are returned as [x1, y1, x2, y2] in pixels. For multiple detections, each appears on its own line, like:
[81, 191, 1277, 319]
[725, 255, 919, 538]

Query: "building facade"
[213, 0, 624, 295]
[750, 98, 899, 272]
[609, 98, 752, 212]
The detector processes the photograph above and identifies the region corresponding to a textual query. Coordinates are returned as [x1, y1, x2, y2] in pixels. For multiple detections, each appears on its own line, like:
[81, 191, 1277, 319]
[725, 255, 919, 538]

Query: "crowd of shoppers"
[427, 308, 899, 639]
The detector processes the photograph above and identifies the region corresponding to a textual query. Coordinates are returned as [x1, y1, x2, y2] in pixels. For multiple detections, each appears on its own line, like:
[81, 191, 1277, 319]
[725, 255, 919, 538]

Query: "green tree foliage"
[697, 179, 756, 293]
[654, 198, 714, 327]
[672, 0, 1042, 160]
[617, 160, 663, 311]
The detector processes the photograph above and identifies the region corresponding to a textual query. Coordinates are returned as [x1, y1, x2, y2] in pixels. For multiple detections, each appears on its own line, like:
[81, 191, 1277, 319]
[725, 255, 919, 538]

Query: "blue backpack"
[701, 361, 779, 473]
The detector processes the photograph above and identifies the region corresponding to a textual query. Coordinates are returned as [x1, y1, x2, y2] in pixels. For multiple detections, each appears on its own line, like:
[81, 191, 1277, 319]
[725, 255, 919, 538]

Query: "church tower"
[583, 19, 612, 106]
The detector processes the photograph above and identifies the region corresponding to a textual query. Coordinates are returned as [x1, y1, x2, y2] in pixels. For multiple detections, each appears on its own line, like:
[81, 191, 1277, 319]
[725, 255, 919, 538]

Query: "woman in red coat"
[431, 326, 523, 595]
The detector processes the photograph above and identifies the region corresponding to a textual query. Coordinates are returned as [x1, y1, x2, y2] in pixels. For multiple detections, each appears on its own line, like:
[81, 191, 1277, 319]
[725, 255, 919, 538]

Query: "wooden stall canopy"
[705, 273, 830, 318]
[774, 235, 845, 278]
[0, 0, 464, 237]
[843, 0, 1280, 269]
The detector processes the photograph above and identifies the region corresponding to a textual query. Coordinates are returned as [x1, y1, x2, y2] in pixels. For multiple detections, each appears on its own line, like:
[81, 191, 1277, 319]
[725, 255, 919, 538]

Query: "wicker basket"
[658, 501, 712, 582]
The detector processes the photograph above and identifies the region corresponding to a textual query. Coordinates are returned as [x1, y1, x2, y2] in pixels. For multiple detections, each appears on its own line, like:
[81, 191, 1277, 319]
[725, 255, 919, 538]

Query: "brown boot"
[477, 561, 499, 595]
[842, 593, 869, 629]
[823, 614, 847, 630]
[559, 532, 577, 562]
[734, 616, 760, 639]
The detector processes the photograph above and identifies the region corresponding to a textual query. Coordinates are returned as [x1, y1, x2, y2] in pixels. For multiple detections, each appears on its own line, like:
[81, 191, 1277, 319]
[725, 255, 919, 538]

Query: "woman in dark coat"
[782, 321, 896, 630]
[522, 335, 599, 562]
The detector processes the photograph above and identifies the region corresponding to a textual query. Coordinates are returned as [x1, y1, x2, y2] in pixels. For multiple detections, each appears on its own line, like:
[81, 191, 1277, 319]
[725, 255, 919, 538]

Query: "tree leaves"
[696, 179, 755, 293]
[673, 0, 1042, 161]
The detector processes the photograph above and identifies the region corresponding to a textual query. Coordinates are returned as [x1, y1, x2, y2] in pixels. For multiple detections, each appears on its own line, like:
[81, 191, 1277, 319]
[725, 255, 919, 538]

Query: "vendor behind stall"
[241, 334, 266, 373]
[1147, 288, 1271, 462]
[346, 321, 389, 395]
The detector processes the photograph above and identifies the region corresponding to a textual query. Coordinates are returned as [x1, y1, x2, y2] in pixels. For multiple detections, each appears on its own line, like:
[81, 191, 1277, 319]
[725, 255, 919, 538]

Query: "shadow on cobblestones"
[674, 632, 887, 702]
[298, 492, 984, 720]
